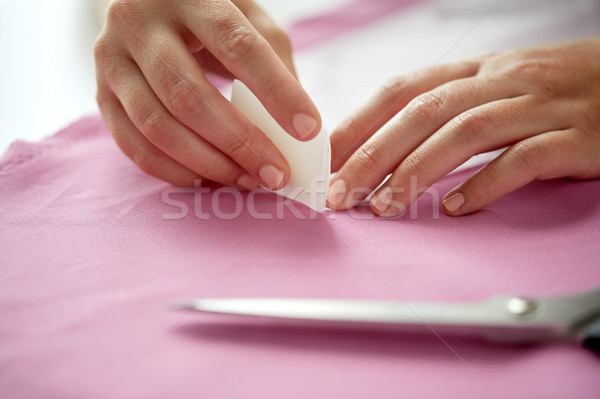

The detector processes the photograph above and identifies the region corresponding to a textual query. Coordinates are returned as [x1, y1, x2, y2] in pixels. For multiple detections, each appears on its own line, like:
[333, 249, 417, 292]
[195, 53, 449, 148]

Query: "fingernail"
[292, 112, 318, 140]
[327, 179, 347, 207]
[443, 192, 465, 214]
[236, 174, 259, 191]
[259, 164, 285, 190]
[371, 187, 393, 214]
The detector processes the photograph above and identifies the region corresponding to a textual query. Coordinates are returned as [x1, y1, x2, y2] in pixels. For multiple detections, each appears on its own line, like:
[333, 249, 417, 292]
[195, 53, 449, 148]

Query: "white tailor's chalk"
[231, 80, 330, 212]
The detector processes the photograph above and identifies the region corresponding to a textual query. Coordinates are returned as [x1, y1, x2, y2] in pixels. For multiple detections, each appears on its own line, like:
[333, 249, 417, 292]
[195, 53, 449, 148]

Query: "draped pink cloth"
[2, 1, 600, 398]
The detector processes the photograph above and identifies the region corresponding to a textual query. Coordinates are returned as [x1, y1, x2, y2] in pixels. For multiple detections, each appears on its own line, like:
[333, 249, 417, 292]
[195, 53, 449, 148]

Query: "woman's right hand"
[94, 0, 321, 190]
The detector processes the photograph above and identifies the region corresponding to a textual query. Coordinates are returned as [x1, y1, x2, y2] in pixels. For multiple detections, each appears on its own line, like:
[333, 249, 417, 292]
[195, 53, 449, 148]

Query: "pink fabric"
[2, 115, 600, 398]
[288, 0, 423, 51]
[2, 0, 600, 397]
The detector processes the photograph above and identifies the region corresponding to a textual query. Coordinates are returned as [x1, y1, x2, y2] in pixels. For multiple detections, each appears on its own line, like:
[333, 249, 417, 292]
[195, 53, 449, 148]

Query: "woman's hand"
[94, 0, 321, 190]
[327, 37, 600, 217]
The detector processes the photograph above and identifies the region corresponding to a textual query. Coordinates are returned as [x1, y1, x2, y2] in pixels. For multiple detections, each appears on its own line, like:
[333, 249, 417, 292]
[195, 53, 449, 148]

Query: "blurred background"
[0, 0, 345, 154]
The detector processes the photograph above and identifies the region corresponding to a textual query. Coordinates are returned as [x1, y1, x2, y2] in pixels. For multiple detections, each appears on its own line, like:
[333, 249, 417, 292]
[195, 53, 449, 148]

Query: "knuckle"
[511, 141, 541, 169]
[223, 131, 255, 160]
[97, 54, 126, 86]
[506, 59, 567, 99]
[93, 34, 127, 84]
[215, 21, 259, 62]
[355, 142, 385, 172]
[93, 36, 111, 63]
[106, 0, 131, 25]
[259, 74, 286, 102]
[451, 111, 494, 144]
[402, 151, 428, 178]
[139, 108, 173, 148]
[106, 0, 141, 23]
[470, 170, 501, 204]
[167, 78, 202, 117]
[406, 92, 445, 125]
[504, 59, 544, 77]
[379, 76, 408, 100]
[500, 58, 557, 93]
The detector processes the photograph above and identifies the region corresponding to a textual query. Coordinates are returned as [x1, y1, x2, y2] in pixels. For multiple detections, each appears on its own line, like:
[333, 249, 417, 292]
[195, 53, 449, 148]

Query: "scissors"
[174, 287, 600, 353]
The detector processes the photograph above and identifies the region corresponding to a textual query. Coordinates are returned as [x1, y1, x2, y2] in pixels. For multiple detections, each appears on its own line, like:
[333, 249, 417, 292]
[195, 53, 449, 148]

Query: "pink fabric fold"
[288, 0, 424, 51]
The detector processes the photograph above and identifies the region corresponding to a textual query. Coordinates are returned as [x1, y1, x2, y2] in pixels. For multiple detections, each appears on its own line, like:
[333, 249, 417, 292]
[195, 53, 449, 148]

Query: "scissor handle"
[583, 318, 600, 354]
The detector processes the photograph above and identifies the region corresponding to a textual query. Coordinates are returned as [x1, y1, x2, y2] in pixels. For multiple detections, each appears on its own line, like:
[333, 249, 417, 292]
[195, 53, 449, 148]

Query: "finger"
[125, 29, 290, 190]
[177, 1, 320, 141]
[242, 2, 297, 77]
[442, 128, 588, 216]
[369, 95, 569, 216]
[101, 56, 260, 190]
[193, 6, 297, 79]
[327, 75, 523, 210]
[330, 61, 480, 172]
[97, 88, 201, 187]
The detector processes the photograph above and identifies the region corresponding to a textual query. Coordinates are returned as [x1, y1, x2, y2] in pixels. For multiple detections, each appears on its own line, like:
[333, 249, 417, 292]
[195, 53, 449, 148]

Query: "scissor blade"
[174, 296, 575, 343]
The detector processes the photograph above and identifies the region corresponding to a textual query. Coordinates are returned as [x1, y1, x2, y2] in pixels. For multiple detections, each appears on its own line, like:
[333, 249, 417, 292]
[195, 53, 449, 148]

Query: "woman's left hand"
[327, 37, 600, 217]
